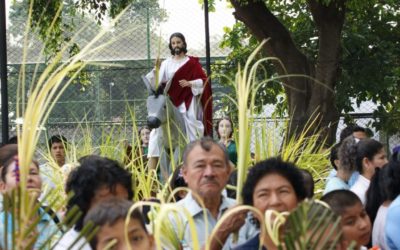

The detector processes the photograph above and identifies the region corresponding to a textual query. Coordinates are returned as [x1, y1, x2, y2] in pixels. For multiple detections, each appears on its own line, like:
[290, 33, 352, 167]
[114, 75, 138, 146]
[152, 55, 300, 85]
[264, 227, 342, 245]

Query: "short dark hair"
[355, 138, 383, 174]
[168, 32, 187, 55]
[299, 169, 314, 198]
[65, 155, 133, 231]
[339, 126, 356, 142]
[321, 190, 362, 216]
[215, 117, 234, 139]
[339, 125, 366, 142]
[353, 125, 366, 134]
[84, 198, 147, 249]
[182, 137, 229, 167]
[48, 135, 68, 149]
[242, 157, 307, 206]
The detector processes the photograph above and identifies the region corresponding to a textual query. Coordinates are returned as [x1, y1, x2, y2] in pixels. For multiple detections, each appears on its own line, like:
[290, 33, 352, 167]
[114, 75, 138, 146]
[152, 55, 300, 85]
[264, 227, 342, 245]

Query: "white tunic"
[145, 56, 204, 157]
[350, 175, 370, 205]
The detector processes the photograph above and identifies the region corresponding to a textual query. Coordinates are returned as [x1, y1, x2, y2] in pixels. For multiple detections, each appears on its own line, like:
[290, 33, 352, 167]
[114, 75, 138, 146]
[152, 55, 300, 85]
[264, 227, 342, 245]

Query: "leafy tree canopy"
[214, 0, 400, 136]
[10, 0, 165, 56]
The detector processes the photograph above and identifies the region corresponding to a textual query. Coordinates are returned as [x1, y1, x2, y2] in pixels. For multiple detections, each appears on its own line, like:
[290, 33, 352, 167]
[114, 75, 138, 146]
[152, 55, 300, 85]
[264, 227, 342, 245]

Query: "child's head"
[299, 169, 314, 198]
[84, 198, 154, 250]
[0, 144, 42, 195]
[66, 155, 133, 231]
[355, 138, 387, 176]
[339, 125, 367, 142]
[321, 190, 371, 248]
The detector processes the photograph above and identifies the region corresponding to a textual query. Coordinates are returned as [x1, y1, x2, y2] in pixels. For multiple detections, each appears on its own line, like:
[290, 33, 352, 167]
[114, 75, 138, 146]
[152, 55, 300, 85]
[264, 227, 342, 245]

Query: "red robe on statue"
[167, 56, 213, 136]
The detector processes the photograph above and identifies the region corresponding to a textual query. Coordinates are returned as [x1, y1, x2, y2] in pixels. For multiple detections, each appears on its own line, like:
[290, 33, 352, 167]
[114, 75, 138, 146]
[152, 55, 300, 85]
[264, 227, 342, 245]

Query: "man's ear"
[181, 165, 188, 183]
[0, 167, 5, 193]
[228, 161, 234, 174]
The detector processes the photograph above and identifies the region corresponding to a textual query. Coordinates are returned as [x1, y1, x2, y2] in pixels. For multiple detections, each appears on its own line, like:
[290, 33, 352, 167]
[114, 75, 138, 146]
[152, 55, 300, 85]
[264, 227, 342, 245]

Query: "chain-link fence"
[2, 1, 398, 153]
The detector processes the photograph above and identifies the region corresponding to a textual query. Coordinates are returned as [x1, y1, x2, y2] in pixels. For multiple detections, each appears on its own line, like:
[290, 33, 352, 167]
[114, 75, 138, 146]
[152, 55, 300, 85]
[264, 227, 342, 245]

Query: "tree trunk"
[230, 0, 345, 145]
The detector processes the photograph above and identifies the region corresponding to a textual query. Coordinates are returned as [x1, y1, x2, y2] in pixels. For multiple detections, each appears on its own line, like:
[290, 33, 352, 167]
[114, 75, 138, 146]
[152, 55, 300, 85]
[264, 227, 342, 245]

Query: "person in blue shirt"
[385, 157, 400, 250]
[234, 158, 307, 250]
[0, 144, 61, 249]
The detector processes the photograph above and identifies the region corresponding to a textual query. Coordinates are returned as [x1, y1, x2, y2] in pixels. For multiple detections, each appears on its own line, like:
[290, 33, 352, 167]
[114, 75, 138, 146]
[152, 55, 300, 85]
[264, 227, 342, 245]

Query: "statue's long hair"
[168, 32, 187, 55]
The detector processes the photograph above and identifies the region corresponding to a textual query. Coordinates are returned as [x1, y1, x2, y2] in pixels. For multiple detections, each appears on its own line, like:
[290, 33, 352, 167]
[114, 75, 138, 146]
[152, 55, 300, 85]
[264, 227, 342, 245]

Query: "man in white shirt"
[39, 135, 70, 203]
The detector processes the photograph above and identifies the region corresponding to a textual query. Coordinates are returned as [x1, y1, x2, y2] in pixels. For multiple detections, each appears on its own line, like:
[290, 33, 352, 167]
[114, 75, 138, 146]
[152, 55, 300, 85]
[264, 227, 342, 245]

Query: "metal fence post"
[0, 0, 9, 143]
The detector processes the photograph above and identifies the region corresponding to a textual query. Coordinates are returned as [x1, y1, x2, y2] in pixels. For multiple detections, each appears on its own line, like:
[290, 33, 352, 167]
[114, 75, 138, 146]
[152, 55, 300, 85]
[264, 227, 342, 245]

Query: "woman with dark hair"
[350, 138, 387, 205]
[365, 160, 399, 250]
[216, 117, 237, 166]
[234, 157, 307, 249]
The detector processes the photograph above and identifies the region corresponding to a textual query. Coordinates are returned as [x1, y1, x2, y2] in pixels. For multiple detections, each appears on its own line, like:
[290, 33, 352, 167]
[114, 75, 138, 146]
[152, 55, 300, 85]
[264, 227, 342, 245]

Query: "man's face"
[51, 142, 66, 166]
[352, 131, 367, 140]
[170, 36, 185, 55]
[182, 144, 230, 198]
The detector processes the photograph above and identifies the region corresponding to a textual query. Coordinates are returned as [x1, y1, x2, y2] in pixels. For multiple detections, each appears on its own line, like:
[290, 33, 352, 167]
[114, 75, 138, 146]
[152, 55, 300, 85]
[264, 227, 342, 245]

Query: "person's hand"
[179, 79, 192, 88]
[208, 206, 247, 250]
[217, 207, 247, 236]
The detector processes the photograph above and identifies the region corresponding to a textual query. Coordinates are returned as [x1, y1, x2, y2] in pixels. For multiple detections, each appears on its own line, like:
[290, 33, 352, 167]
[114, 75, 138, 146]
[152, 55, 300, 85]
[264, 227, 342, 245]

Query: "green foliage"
[214, 22, 285, 118]
[217, 0, 400, 134]
[10, 0, 166, 60]
[338, 1, 400, 135]
[281, 200, 344, 250]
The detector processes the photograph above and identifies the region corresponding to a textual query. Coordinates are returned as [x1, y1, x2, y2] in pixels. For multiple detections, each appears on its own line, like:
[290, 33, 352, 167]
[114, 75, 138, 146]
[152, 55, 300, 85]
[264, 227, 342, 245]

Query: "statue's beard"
[174, 47, 184, 55]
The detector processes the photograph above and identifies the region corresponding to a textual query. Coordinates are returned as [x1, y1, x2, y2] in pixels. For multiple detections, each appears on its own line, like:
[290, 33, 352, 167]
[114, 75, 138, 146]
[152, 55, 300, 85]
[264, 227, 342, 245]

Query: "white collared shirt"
[168, 192, 257, 250]
[53, 228, 91, 250]
[350, 175, 370, 205]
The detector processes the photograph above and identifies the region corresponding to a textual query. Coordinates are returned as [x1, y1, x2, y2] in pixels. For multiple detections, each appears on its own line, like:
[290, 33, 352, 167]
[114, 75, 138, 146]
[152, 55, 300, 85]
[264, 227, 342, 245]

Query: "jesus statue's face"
[170, 36, 185, 55]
